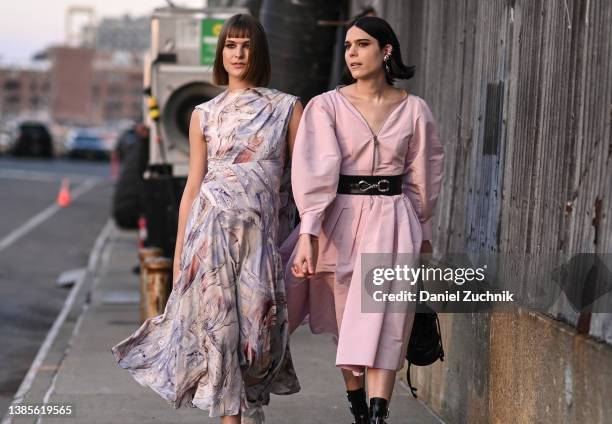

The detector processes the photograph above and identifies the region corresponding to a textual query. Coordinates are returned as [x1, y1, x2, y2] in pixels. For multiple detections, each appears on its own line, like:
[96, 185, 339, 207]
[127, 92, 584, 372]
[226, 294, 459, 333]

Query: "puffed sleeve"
[291, 95, 341, 237]
[403, 98, 445, 240]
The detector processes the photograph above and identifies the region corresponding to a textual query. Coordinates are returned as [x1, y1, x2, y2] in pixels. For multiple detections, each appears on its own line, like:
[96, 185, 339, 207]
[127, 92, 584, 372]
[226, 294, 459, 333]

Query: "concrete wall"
[409, 311, 612, 423]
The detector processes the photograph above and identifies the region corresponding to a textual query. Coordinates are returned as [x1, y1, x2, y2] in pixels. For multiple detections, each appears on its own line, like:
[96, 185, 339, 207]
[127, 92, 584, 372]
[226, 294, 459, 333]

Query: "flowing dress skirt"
[111, 182, 300, 417]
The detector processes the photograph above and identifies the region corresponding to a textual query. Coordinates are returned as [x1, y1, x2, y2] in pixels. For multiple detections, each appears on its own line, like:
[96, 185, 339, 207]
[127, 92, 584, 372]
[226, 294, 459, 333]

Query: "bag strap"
[436, 313, 445, 361]
[406, 362, 418, 399]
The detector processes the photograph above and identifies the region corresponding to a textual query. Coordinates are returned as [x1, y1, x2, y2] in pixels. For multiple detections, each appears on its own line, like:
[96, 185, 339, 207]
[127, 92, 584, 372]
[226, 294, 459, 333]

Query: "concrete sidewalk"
[8, 225, 445, 424]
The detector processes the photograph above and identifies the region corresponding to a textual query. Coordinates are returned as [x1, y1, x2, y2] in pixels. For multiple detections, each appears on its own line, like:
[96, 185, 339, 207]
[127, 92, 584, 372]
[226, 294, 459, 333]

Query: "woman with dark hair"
[284, 16, 444, 423]
[112, 14, 303, 424]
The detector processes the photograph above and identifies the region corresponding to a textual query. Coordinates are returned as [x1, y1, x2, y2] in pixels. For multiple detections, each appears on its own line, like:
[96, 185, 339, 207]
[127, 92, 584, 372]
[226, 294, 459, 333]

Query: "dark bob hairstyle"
[213, 14, 271, 87]
[344, 16, 415, 85]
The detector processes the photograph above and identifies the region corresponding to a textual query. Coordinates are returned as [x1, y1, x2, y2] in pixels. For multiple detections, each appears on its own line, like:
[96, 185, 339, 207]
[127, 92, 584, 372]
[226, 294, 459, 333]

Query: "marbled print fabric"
[111, 87, 301, 417]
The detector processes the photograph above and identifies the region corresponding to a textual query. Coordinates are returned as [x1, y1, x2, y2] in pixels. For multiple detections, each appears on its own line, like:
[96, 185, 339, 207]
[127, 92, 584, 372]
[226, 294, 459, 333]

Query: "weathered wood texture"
[343, 2, 612, 422]
[359, 0, 612, 342]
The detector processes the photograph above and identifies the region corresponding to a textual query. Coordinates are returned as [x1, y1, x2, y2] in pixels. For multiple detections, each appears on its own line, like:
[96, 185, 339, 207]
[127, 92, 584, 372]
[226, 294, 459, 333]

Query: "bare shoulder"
[293, 98, 304, 111]
[190, 108, 202, 122]
[189, 107, 207, 140]
[287, 99, 303, 127]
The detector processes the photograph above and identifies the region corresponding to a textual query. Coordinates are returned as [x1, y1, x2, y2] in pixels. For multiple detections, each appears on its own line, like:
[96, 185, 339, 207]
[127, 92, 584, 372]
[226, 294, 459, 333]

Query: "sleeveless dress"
[111, 87, 301, 417]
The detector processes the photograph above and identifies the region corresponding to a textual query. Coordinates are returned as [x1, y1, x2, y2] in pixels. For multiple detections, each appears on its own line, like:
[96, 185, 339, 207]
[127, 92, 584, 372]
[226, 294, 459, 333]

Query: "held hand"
[291, 234, 318, 278]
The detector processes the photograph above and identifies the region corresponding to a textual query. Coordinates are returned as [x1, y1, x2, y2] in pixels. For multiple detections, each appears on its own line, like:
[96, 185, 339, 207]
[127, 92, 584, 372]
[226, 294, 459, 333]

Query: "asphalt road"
[0, 156, 115, 415]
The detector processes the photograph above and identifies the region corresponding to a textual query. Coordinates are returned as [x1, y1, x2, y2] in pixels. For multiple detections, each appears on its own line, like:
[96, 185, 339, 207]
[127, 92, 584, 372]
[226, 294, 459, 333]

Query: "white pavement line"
[35, 235, 113, 424]
[0, 220, 115, 424]
[0, 168, 100, 183]
[35, 303, 90, 424]
[0, 178, 98, 252]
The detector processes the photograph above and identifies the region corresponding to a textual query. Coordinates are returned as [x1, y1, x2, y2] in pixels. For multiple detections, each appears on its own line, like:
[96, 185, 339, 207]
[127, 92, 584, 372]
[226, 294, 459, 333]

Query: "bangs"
[225, 20, 251, 40]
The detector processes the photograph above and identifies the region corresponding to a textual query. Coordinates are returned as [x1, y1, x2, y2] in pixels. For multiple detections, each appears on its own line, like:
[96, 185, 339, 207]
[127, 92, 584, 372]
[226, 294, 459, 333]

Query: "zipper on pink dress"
[335, 87, 409, 205]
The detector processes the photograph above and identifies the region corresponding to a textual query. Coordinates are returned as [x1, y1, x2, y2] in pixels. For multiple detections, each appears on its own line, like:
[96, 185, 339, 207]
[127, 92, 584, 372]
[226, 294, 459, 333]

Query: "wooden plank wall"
[359, 0, 612, 342]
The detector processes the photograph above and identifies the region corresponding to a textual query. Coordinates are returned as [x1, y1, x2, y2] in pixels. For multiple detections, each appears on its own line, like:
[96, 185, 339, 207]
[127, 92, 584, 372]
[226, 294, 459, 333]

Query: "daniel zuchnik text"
[372, 290, 515, 302]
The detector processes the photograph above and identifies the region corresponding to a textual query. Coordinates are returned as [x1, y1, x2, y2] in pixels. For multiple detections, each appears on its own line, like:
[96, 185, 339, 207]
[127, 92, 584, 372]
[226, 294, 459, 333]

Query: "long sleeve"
[291, 95, 341, 236]
[403, 98, 445, 240]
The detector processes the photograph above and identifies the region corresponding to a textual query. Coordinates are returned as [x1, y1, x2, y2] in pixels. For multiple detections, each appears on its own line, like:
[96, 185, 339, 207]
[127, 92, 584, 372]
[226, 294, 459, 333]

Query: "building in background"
[46, 46, 143, 126]
[0, 63, 52, 122]
[0, 47, 143, 127]
[47, 46, 96, 125]
[90, 50, 144, 124]
[0, 8, 147, 128]
[93, 15, 150, 52]
[52, 9, 148, 126]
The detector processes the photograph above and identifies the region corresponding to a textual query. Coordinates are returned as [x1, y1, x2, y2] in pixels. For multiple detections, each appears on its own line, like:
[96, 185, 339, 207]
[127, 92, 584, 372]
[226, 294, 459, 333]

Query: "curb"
[1, 220, 115, 424]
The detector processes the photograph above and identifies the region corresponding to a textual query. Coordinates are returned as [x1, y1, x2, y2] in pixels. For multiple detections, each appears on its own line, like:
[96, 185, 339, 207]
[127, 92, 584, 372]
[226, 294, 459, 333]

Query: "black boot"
[346, 388, 368, 424]
[369, 397, 389, 424]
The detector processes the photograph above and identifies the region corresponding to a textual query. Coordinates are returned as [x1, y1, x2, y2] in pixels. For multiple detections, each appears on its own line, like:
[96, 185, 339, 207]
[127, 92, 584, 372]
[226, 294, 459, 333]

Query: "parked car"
[65, 130, 110, 160]
[10, 121, 54, 158]
[114, 127, 139, 162]
[0, 130, 12, 154]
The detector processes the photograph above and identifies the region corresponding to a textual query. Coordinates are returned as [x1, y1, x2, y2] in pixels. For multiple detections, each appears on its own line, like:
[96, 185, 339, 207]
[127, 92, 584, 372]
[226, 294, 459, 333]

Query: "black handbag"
[405, 277, 445, 398]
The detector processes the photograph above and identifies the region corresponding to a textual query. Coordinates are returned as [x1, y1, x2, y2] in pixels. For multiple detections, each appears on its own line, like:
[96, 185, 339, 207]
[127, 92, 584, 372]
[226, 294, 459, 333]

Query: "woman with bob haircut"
[285, 16, 444, 423]
[112, 14, 303, 424]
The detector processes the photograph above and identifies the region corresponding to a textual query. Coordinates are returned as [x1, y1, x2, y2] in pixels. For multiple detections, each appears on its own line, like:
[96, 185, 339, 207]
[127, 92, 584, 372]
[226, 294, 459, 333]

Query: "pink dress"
[281, 87, 445, 374]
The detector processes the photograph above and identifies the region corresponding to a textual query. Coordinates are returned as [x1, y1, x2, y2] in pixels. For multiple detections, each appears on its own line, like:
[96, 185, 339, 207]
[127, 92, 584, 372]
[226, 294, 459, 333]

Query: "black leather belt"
[337, 174, 403, 195]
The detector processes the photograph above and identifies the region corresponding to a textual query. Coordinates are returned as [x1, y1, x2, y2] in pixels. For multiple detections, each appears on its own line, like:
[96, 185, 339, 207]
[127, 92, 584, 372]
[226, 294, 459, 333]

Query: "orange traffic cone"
[138, 216, 148, 248]
[57, 178, 71, 208]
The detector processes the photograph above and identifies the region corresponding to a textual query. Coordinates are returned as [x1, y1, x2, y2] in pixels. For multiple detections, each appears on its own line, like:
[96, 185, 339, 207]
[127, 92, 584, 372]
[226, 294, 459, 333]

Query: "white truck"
[141, 6, 247, 257]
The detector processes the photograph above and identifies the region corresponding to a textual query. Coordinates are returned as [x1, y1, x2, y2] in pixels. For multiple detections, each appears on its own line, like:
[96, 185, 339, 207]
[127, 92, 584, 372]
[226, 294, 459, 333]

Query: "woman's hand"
[292, 234, 319, 277]
[420, 240, 433, 254]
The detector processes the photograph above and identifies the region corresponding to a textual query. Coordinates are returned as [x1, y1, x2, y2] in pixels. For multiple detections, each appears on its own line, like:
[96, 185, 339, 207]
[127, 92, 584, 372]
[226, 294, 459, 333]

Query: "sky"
[0, 0, 205, 65]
